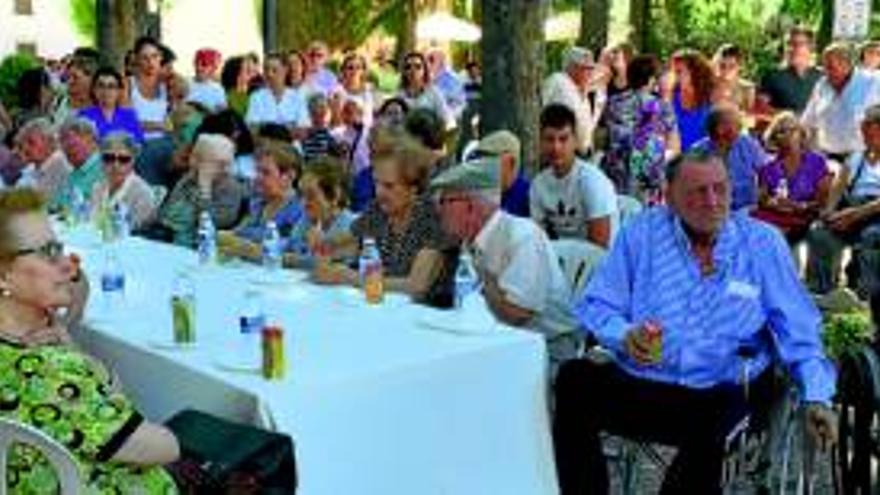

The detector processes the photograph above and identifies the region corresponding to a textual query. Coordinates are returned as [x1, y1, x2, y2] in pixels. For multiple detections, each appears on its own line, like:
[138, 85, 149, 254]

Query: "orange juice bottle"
[360, 238, 384, 304]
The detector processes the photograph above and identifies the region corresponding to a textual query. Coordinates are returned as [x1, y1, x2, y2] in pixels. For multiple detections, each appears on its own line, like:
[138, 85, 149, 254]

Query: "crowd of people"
[0, 23, 878, 493]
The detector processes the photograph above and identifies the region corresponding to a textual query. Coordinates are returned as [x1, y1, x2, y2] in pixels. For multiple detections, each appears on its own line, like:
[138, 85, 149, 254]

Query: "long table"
[63, 226, 559, 495]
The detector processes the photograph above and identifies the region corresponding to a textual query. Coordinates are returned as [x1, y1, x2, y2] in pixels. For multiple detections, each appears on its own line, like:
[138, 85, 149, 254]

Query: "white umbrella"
[545, 11, 581, 41]
[417, 12, 481, 43]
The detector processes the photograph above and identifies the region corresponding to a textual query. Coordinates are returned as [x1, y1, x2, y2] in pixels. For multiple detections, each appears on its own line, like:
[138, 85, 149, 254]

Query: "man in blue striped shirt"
[552, 151, 837, 494]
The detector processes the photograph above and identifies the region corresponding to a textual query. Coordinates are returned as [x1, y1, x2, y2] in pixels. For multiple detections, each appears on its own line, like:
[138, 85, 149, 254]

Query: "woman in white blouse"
[397, 51, 454, 130]
[245, 53, 310, 134]
[91, 131, 158, 230]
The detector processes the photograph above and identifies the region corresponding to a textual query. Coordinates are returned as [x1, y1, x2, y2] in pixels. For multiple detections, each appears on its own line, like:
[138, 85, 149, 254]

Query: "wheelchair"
[833, 343, 880, 494]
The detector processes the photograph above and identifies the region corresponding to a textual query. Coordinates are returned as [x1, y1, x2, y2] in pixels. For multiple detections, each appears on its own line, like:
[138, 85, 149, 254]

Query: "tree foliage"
[0, 54, 40, 110]
[276, 0, 408, 52]
[70, 0, 97, 43]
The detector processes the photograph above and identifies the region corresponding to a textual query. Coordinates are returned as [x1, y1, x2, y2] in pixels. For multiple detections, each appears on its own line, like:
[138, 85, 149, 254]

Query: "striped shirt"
[577, 206, 835, 404]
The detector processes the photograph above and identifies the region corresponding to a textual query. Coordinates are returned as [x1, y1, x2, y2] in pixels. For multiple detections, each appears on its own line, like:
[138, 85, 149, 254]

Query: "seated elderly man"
[553, 151, 837, 494]
[11, 118, 71, 204]
[691, 103, 767, 211]
[432, 157, 578, 370]
[57, 117, 104, 208]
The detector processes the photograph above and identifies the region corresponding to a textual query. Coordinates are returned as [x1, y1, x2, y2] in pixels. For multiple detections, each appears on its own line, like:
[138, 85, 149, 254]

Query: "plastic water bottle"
[171, 271, 196, 344]
[237, 289, 266, 367]
[359, 238, 384, 304]
[262, 221, 283, 271]
[197, 211, 217, 265]
[776, 177, 789, 200]
[70, 187, 90, 225]
[111, 203, 130, 240]
[100, 248, 125, 308]
[454, 251, 478, 309]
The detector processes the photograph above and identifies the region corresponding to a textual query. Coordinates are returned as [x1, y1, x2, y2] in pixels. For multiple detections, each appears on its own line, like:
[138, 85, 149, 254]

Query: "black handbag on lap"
[165, 409, 297, 494]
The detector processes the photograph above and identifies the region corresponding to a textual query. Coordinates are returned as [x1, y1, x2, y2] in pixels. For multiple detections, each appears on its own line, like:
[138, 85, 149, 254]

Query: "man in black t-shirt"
[758, 26, 823, 115]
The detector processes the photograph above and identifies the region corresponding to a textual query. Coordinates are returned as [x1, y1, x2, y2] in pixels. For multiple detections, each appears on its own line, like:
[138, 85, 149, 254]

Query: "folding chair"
[0, 418, 82, 495]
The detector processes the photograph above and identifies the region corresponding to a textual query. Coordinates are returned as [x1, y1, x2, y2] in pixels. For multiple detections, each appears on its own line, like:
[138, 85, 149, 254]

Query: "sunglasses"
[102, 153, 133, 165]
[13, 240, 66, 262]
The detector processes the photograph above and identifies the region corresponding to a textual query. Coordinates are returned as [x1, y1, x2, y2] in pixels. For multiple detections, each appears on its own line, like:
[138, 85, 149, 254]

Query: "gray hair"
[665, 150, 726, 184]
[14, 117, 56, 147]
[59, 116, 98, 141]
[100, 131, 141, 156]
[705, 103, 741, 138]
[823, 42, 855, 66]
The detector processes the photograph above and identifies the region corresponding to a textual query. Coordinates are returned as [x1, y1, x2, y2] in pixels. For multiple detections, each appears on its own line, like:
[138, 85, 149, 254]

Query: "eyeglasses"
[343, 64, 363, 72]
[102, 153, 133, 165]
[12, 240, 66, 262]
[404, 63, 424, 70]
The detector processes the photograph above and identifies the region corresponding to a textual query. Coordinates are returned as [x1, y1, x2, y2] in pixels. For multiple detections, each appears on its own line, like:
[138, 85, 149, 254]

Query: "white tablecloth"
[63, 227, 559, 495]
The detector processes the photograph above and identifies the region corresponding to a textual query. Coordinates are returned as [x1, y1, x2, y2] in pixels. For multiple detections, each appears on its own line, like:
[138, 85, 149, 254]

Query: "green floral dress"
[0, 341, 178, 494]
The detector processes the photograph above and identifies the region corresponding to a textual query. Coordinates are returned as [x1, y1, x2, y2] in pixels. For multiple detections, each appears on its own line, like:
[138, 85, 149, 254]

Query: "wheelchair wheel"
[776, 407, 817, 494]
[833, 346, 880, 494]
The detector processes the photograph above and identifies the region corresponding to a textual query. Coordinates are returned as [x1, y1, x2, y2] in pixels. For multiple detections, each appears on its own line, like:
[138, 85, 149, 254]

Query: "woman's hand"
[311, 263, 357, 286]
[825, 207, 865, 233]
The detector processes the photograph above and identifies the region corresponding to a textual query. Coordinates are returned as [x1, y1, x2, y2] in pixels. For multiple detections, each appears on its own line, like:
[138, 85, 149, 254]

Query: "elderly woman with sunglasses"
[753, 111, 831, 242]
[0, 188, 180, 493]
[91, 131, 158, 230]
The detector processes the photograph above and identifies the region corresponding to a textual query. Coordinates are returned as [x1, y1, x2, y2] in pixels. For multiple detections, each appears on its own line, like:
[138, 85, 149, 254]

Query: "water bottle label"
[240, 314, 266, 334]
[101, 273, 125, 292]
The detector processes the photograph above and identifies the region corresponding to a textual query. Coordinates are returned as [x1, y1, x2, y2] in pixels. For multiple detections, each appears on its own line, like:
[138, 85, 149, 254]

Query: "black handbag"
[165, 409, 297, 495]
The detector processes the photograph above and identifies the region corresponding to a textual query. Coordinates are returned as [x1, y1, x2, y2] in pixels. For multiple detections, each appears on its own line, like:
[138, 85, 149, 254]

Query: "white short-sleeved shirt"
[129, 77, 168, 140]
[530, 158, 619, 241]
[801, 69, 880, 154]
[844, 151, 880, 199]
[186, 79, 228, 112]
[245, 87, 310, 128]
[473, 210, 576, 340]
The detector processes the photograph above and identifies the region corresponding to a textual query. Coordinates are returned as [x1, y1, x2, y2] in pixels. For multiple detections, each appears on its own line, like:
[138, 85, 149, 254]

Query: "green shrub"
[822, 311, 875, 360]
[0, 53, 40, 111]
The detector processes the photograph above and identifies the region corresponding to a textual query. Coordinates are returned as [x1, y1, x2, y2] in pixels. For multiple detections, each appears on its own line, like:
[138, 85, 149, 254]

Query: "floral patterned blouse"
[0, 341, 177, 494]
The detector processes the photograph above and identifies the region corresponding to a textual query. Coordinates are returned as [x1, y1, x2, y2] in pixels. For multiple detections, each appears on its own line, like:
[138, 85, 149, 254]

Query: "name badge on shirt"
[727, 280, 760, 299]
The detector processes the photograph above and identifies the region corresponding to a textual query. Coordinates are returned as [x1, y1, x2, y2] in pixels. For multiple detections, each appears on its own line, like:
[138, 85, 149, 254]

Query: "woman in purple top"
[754, 112, 831, 241]
[78, 67, 145, 144]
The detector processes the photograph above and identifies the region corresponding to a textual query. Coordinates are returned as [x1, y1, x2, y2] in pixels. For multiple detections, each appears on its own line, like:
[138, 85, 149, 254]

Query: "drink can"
[262, 325, 286, 380]
[171, 295, 196, 344]
[643, 320, 663, 363]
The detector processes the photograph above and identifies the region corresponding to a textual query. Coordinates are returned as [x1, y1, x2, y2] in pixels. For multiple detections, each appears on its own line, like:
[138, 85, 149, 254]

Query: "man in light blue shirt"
[692, 104, 766, 210]
[552, 151, 837, 495]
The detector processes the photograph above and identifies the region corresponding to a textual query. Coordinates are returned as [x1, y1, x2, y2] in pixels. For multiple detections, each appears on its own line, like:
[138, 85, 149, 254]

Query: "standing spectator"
[79, 67, 145, 144]
[129, 36, 174, 187]
[602, 54, 679, 198]
[12, 68, 54, 131]
[221, 56, 250, 117]
[860, 40, 880, 72]
[543, 47, 601, 155]
[245, 53, 310, 132]
[801, 42, 880, 163]
[286, 50, 315, 95]
[531, 104, 618, 248]
[397, 52, 454, 130]
[758, 26, 823, 114]
[376, 97, 409, 128]
[187, 48, 227, 113]
[713, 44, 756, 113]
[334, 52, 375, 126]
[605, 42, 635, 99]
[332, 97, 371, 177]
[427, 49, 467, 122]
[304, 41, 340, 96]
[11, 118, 71, 204]
[91, 132, 158, 230]
[692, 104, 766, 211]
[57, 117, 104, 208]
[462, 60, 482, 106]
[671, 50, 715, 151]
[371, 46, 401, 96]
[53, 57, 98, 125]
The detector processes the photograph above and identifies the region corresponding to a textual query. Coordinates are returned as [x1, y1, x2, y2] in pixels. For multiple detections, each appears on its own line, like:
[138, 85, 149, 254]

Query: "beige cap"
[476, 130, 521, 163]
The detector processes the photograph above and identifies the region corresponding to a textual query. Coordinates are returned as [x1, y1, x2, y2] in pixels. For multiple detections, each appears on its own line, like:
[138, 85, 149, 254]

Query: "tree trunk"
[95, 0, 138, 70]
[396, 0, 418, 62]
[480, 0, 546, 174]
[628, 0, 650, 52]
[579, 0, 609, 51]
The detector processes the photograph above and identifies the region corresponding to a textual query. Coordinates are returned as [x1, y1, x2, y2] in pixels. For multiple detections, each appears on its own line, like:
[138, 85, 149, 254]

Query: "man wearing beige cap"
[473, 130, 530, 217]
[431, 157, 579, 372]
[543, 46, 601, 154]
